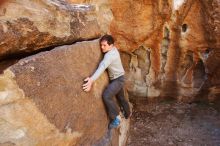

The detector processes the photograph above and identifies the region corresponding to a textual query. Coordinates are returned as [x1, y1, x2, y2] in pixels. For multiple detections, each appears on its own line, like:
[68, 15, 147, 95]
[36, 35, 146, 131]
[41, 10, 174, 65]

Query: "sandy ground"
[127, 98, 220, 146]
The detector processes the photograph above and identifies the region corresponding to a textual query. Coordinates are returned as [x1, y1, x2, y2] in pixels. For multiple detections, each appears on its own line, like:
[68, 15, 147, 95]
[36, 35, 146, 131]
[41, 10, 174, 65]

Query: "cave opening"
[182, 24, 188, 32]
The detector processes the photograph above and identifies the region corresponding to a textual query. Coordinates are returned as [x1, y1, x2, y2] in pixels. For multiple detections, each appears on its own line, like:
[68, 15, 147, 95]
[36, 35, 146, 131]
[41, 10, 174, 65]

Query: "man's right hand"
[82, 77, 93, 92]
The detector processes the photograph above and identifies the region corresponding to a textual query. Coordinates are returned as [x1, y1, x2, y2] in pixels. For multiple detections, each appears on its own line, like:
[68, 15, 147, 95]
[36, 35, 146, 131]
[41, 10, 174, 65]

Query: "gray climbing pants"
[102, 75, 130, 120]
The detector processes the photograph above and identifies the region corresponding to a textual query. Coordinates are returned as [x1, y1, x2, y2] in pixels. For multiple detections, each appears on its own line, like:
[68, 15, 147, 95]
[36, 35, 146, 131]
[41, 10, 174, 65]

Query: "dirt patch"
[127, 99, 220, 146]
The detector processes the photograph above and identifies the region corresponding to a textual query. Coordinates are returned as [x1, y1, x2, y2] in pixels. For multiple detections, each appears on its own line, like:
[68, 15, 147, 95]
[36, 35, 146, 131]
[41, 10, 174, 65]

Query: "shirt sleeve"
[91, 53, 113, 81]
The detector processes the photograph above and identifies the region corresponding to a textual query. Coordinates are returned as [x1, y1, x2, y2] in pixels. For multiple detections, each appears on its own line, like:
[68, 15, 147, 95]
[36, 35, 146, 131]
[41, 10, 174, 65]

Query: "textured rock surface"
[109, 0, 220, 102]
[0, 0, 100, 60]
[67, 0, 113, 34]
[0, 40, 129, 146]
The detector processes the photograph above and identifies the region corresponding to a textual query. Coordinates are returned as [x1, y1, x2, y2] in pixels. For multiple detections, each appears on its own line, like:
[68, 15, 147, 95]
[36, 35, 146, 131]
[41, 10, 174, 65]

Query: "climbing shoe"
[109, 116, 120, 129]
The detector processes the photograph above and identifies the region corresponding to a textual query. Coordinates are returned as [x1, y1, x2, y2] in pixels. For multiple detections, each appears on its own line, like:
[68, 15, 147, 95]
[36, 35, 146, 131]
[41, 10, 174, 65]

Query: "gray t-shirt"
[91, 47, 125, 81]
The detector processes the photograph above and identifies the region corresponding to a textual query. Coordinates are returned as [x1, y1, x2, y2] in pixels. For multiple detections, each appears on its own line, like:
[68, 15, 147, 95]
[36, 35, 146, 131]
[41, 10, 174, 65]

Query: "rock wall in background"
[102, 0, 219, 103]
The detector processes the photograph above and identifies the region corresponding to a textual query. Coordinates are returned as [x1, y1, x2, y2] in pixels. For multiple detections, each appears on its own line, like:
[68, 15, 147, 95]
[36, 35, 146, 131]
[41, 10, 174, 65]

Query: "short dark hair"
[100, 34, 114, 45]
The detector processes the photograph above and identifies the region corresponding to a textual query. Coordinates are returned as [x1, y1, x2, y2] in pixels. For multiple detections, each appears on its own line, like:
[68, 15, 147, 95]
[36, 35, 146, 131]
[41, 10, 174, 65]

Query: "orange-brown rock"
[0, 0, 100, 61]
[109, 0, 220, 102]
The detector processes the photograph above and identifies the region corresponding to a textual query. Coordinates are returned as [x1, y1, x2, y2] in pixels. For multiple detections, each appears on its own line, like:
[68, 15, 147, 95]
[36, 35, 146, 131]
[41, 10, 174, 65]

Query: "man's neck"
[108, 45, 114, 51]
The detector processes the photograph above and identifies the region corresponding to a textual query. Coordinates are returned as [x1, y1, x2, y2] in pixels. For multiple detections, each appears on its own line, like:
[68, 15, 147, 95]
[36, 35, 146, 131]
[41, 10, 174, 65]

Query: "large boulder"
[0, 40, 130, 146]
[0, 0, 100, 60]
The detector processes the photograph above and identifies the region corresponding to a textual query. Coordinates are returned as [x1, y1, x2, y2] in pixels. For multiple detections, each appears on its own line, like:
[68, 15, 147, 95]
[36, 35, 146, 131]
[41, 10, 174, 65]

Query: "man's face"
[100, 40, 112, 53]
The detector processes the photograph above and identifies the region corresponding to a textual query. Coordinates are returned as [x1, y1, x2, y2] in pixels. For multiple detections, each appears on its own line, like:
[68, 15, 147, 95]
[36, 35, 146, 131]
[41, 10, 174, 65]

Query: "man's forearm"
[91, 63, 106, 81]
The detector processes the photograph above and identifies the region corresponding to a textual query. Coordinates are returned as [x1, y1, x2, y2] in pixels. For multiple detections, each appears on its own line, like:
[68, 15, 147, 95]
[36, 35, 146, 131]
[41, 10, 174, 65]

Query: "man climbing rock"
[82, 34, 131, 129]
